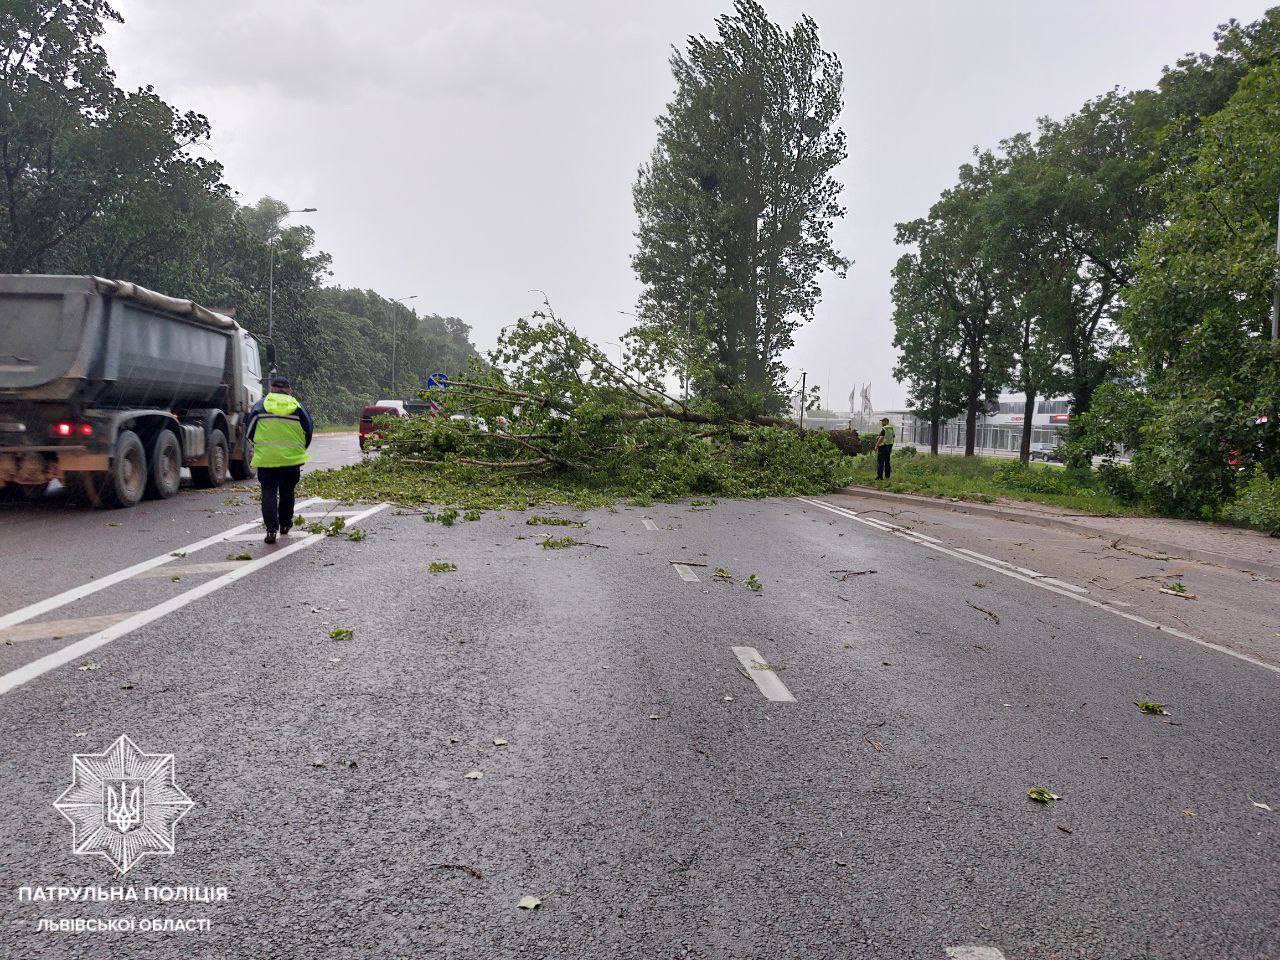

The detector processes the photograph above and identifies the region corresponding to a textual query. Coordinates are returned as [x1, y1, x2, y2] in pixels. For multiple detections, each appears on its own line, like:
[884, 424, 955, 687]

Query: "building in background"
[844, 395, 1075, 456]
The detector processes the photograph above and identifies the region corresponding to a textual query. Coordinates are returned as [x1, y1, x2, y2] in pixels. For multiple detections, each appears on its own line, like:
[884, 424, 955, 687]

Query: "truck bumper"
[0, 448, 109, 484]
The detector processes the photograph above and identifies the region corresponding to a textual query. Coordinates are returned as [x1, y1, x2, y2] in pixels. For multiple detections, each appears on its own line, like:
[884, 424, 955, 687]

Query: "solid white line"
[945, 948, 1007, 960]
[642, 518, 658, 531]
[0, 503, 388, 696]
[672, 563, 700, 583]
[796, 497, 1280, 678]
[0, 498, 324, 632]
[731, 646, 796, 702]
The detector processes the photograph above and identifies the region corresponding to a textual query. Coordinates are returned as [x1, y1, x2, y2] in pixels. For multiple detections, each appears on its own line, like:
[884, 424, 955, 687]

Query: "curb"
[834, 485, 1280, 581]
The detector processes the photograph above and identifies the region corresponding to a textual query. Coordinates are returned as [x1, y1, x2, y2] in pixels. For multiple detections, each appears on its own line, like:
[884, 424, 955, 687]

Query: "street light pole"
[388, 295, 418, 395]
[266, 206, 317, 373]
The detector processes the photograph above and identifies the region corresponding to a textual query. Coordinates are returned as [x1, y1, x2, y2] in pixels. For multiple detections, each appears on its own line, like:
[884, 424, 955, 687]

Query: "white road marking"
[134, 561, 247, 579]
[797, 497, 1280, 679]
[953, 548, 1087, 593]
[0, 498, 324, 632]
[0, 502, 388, 696]
[672, 563, 700, 583]
[642, 518, 658, 531]
[294, 510, 365, 519]
[0, 612, 135, 645]
[731, 646, 796, 702]
[945, 948, 1007, 960]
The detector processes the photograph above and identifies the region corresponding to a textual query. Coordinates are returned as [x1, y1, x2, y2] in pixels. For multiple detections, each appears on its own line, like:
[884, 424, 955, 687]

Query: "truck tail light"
[51, 421, 92, 437]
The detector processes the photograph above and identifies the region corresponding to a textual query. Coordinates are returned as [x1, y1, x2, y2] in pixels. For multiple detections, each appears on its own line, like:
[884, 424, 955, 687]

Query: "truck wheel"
[191, 429, 229, 488]
[145, 430, 182, 499]
[229, 438, 255, 481]
[97, 430, 147, 508]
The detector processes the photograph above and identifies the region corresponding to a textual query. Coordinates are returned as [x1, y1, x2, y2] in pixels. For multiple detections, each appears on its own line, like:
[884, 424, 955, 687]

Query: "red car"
[358, 402, 405, 451]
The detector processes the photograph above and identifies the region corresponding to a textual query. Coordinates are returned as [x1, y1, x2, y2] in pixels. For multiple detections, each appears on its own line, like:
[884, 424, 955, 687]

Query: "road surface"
[0, 472, 1275, 959]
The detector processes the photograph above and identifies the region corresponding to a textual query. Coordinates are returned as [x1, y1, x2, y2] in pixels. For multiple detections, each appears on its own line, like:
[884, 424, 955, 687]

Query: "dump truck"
[0, 275, 264, 507]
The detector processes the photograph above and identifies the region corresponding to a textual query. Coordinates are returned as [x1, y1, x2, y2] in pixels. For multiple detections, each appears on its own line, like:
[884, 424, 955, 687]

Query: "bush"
[1096, 461, 1139, 502]
[893, 445, 918, 458]
[1222, 467, 1280, 535]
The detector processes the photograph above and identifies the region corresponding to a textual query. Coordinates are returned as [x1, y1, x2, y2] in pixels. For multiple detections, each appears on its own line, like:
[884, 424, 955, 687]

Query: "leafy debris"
[1027, 787, 1060, 805]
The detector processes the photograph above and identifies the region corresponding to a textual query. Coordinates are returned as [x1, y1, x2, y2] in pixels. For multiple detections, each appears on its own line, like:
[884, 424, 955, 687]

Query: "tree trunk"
[964, 370, 981, 457]
[929, 373, 942, 455]
[1019, 389, 1036, 464]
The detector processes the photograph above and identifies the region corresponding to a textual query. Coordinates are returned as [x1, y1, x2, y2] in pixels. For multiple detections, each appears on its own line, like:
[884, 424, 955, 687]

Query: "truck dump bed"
[0, 275, 239, 409]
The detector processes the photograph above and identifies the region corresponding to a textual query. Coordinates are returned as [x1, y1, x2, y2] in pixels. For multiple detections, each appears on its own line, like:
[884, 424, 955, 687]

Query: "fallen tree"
[304, 306, 856, 508]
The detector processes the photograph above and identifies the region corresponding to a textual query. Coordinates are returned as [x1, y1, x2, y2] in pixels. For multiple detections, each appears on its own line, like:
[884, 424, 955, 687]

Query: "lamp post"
[266, 207, 317, 372]
[388, 294, 418, 395]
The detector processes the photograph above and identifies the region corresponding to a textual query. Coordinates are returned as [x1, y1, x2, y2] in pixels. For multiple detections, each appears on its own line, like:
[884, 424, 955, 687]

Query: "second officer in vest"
[246, 375, 314, 544]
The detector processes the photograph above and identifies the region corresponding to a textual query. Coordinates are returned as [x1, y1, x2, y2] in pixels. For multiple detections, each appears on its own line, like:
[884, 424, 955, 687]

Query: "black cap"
[269, 375, 291, 389]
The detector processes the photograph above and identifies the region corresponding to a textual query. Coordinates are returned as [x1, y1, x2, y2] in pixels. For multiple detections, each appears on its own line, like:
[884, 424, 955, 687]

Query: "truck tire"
[229, 437, 255, 481]
[96, 430, 147, 509]
[191, 429, 229, 488]
[145, 430, 182, 500]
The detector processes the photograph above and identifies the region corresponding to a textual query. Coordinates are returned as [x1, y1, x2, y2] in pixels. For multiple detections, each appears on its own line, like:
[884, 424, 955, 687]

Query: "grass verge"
[846, 451, 1147, 516]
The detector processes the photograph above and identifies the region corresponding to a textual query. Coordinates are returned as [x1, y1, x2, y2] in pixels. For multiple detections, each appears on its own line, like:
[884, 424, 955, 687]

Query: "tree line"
[890, 8, 1280, 524]
[0, 1, 477, 423]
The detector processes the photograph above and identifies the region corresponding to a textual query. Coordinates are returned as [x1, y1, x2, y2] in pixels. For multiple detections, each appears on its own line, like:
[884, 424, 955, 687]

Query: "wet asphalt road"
[0, 485, 1276, 959]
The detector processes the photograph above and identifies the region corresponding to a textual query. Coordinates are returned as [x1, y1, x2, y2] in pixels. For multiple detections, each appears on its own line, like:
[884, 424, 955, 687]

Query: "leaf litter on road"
[1027, 787, 1061, 805]
[517, 895, 542, 910]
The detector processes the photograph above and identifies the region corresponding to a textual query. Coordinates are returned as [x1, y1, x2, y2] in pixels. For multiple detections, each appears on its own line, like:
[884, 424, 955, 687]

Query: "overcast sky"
[106, 0, 1272, 410]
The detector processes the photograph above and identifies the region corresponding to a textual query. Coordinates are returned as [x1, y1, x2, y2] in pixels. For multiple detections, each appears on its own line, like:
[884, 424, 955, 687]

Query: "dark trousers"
[258, 465, 301, 533]
[876, 445, 893, 480]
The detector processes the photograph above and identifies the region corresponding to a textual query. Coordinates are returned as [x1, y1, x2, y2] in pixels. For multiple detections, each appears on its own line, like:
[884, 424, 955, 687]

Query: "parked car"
[1029, 442, 1062, 463]
[358, 402, 405, 450]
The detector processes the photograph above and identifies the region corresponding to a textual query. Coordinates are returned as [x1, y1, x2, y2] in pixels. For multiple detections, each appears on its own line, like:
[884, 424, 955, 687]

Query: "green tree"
[895, 156, 1014, 456]
[631, 0, 848, 412]
[889, 253, 965, 454]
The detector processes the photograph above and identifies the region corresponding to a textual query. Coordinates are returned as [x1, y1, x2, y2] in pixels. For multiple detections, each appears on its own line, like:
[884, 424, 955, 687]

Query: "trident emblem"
[105, 781, 143, 833]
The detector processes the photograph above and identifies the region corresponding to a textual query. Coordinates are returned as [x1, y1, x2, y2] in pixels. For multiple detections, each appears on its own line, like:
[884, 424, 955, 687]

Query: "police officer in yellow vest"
[246, 375, 313, 544]
[875, 416, 895, 481]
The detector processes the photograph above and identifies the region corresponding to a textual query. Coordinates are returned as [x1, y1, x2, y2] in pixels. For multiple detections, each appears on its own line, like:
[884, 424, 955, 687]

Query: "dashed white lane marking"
[797, 497, 1280, 679]
[672, 563, 701, 583]
[0, 612, 135, 645]
[134, 561, 247, 579]
[641, 518, 659, 531]
[731, 646, 796, 702]
[0, 502, 389, 696]
[945, 948, 1007, 960]
[0, 498, 324, 632]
